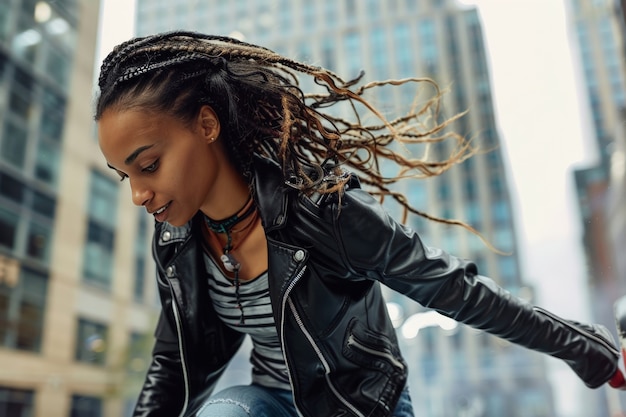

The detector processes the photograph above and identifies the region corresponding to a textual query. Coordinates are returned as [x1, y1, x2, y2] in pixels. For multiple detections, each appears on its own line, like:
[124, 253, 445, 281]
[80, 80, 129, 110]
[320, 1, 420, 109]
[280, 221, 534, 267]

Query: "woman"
[95, 31, 624, 417]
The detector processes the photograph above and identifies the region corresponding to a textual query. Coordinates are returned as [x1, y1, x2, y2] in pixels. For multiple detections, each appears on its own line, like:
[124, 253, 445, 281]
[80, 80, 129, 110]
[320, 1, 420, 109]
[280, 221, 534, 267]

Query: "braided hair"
[95, 31, 478, 232]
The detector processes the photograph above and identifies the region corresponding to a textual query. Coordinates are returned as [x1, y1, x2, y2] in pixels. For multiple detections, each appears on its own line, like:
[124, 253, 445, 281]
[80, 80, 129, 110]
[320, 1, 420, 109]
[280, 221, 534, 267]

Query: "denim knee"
[195, 385, 295, 417]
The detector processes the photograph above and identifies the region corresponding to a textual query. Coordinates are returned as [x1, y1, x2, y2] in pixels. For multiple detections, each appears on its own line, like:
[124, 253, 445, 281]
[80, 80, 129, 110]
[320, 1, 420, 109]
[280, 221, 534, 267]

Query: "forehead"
[98, 109, 164, 159]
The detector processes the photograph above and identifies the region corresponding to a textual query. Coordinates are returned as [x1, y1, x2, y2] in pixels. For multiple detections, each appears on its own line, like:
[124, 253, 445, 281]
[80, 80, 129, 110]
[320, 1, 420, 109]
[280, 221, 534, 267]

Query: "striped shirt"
[203, 253, 291, 390]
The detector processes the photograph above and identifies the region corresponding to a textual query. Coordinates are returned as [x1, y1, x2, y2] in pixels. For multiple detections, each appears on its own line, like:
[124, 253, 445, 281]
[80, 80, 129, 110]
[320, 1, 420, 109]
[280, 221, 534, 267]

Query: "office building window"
[420, 328, 438, 379]
[0, 3, 9, 41]
[0, 49, 6, 76]
[0, 266, 48, 352]
[133, 211, 149, 302]
[83, 220, 114, 286]
[26, 221, 51, 262]
[370, 27, 388, 79]
[321, 39, 335, 71]
[31, 190, 56, 219]
[127, 331, 149, 374]
[278, 0, 291, 34]
[40, 87, 66, 142]
[491, 199, 510, 224]
[497, 255, 518, 289]
[493, 227, 514, 253]
[437, 176, 451, 201]
[485, 151, 501, 171]
[83, 220, 114, 287]
[87, 171, 118, 226]
[479, 333, 495, 370]
[1, 118, 28, 168]
[323, 1, 336, 29]
[366, 0, 379, 20]
[83, 171, 118, 287]
[45, 45, 70, 88]
[489, 175, 504, 197]
[344, 31, 361, 79]
[75, 318, 108, 365]
[35, 139, 60, 185]
[394, 23, 413, 77]
[9, 67, 35, 121]
[407, 182, 426, 207]
[0, 386, 34, 417]
[345, 0, 357, 23]
[133, 257, 146, 302]
[0, 207, 18, 249]
[0, 172, 25, 203]
[418, 19, 438, 71]
[441, 230, 460, 255]
[463, 177, 477, 200]
[302, 2, 315, 32]
[464, 201, 481, 231]
[461, 155, 473, 174]
[70, 394, 103, 417]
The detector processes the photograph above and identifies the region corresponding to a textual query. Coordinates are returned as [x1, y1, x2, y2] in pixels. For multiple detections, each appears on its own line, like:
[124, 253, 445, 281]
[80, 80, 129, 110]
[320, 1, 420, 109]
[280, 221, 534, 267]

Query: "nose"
[130, 178, 153, 207]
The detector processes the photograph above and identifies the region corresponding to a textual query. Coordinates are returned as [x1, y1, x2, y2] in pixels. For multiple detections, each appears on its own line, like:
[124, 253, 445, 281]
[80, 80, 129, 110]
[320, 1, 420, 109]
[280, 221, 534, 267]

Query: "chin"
[166, 214, 194, 227]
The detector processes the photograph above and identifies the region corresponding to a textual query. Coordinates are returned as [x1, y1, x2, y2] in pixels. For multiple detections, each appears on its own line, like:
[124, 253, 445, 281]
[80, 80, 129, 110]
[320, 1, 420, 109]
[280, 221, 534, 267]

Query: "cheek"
[174, 142, 217, 191]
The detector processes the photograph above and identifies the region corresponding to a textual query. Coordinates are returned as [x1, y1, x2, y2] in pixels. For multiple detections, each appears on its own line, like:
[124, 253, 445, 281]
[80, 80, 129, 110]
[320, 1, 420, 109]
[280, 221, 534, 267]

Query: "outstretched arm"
[334, 185, 621, 389]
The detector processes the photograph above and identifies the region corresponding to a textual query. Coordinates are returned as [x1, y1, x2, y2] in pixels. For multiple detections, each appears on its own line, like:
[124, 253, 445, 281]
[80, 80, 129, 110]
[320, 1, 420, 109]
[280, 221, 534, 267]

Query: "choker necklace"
[204, 196, 256, 325]
[203, 196, 255, 236]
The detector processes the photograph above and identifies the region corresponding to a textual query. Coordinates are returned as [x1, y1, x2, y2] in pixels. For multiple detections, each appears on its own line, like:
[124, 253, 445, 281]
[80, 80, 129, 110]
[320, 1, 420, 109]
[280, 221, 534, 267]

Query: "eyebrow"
[124, 145, 154, 165]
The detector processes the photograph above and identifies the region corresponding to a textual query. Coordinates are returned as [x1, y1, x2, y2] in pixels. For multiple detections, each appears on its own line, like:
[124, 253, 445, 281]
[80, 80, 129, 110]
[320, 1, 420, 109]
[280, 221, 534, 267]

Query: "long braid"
[95, 30, 482, 238]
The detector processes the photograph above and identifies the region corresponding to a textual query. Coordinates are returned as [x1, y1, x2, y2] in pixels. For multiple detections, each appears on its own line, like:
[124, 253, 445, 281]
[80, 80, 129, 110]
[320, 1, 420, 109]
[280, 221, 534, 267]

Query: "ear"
[196, 105, 220, 143]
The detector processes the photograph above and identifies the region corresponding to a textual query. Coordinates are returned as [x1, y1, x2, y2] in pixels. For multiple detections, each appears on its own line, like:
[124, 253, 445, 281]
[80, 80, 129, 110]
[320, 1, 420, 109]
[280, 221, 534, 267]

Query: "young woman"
[95, 31, 624, 417]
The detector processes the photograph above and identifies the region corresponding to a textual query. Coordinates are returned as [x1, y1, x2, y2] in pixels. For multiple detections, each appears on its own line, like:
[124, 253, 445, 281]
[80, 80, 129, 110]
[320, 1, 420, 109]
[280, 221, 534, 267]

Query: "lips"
[150, 202, 171, 222]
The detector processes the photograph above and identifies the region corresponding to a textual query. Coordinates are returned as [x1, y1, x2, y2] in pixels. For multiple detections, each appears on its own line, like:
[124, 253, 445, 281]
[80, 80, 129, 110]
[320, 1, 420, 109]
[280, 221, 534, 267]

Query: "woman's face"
[98, 106, 245, 227]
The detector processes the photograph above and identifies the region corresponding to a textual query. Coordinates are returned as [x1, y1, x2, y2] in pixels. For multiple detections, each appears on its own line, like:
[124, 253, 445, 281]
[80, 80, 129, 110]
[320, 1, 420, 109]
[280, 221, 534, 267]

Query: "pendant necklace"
[204, 196, 257, 325]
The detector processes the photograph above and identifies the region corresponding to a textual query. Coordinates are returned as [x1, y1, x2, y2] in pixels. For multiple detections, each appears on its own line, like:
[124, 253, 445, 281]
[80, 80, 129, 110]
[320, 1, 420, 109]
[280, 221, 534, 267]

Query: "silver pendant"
[220, 253, 240, 272]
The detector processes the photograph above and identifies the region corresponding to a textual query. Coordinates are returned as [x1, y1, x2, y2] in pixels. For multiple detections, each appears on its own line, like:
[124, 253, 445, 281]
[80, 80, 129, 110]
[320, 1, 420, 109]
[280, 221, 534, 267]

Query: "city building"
[566, 0, 626, 413]
[568, 0, 626, 319]
[0, 1, 158, 416]
[132, 0, 556, 415]
[607, 0, 626, 320]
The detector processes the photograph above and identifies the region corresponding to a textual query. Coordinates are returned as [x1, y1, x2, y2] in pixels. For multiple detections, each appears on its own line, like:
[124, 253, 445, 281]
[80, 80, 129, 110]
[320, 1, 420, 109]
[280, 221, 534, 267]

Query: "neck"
[204, 196, 255, 234]
[201, 185, 250, 218]
[198, 142, 251, 220]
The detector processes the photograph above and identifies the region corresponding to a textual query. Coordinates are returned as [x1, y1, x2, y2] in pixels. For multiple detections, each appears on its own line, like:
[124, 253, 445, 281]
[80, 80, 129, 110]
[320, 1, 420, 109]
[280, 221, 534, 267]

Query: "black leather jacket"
[133, 155, 619, 417]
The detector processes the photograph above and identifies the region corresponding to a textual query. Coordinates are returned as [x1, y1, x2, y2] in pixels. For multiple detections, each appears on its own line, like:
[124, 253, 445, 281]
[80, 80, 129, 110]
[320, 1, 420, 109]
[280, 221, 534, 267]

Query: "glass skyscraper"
[567, 0, 626, 414]
[0, 1, 158, 416]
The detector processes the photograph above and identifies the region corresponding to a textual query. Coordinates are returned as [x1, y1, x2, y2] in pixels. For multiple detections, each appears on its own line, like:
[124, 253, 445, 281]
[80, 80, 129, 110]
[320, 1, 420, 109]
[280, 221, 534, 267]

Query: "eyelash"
[142, 160, 159, 173]
[117, 160, 159, 182]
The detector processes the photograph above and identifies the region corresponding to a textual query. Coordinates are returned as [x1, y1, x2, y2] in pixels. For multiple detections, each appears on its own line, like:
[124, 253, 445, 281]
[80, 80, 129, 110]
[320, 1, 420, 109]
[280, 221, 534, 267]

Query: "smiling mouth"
[152, 203, 170, 215]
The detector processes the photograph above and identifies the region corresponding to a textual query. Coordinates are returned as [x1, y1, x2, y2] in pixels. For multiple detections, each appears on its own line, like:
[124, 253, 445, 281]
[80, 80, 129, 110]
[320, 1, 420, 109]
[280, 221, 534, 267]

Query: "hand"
[609, 369, 626, 390]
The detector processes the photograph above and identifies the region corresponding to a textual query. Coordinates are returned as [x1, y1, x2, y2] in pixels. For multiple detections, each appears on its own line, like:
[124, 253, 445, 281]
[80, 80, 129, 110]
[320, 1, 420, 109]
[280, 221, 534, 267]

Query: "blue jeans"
[195, 384, 414, 417]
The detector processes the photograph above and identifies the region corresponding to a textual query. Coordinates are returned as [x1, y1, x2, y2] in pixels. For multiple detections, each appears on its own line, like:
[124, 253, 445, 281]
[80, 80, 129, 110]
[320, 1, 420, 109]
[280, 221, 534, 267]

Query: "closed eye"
[107, 163, 128, 182]
[142, 160, 159, 173]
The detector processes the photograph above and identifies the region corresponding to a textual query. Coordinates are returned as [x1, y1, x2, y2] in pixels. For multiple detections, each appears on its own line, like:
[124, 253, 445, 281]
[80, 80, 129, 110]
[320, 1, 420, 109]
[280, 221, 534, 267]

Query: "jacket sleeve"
[333, 186, 619, 389]
[132, 309, 186, 417]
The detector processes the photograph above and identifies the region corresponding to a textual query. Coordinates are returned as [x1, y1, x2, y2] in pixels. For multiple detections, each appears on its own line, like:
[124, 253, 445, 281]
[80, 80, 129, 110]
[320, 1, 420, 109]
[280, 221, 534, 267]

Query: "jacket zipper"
[534, 307, 620, 357]
[346, 334, 406, 371]
[279, 266, 307, 417]
[171, 296, 190, 417]
[280, 266, 366, 417]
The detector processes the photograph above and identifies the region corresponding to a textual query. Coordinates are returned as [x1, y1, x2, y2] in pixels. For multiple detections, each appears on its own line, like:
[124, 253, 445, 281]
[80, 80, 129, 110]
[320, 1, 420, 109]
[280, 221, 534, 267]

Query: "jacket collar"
[251, 154, 289, 232]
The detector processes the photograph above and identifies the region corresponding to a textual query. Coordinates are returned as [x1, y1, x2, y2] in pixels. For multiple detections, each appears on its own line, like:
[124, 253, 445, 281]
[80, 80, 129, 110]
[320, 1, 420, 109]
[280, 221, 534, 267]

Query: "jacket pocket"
[342, 318, 406, 375]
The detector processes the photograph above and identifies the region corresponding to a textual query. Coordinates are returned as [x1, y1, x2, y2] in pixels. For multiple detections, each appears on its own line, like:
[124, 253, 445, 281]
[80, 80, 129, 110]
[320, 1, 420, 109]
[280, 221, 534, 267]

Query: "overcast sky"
[462, 0, 593, 319]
